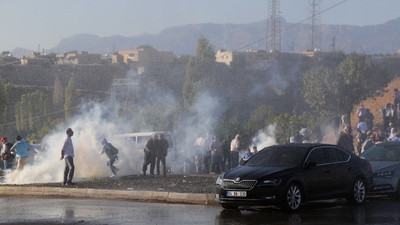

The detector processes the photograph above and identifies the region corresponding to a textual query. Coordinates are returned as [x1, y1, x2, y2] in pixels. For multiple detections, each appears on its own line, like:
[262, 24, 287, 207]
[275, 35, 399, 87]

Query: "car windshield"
[245, 146, 307, 166]
[361, 144, 400, 161]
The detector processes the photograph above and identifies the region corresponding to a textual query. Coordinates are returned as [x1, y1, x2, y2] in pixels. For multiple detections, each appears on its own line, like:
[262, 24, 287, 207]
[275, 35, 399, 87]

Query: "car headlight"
[374, 170, 394, 178]
[216, 175, 224, 185]
[261, 178, 282, 185]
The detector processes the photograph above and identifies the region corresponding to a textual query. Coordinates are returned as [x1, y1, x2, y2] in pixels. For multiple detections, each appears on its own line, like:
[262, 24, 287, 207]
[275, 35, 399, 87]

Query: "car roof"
[372, 141, 400, 147]
[264, 143, 340, 149]
[261, 143, 340, 151]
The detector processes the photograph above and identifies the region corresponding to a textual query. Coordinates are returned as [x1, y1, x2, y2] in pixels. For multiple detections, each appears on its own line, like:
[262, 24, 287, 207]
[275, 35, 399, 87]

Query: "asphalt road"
[1, 197, 400, 225]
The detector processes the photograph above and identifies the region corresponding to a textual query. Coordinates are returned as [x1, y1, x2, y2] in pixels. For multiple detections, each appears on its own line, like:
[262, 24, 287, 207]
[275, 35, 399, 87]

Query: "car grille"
[222, 180, 257, 190]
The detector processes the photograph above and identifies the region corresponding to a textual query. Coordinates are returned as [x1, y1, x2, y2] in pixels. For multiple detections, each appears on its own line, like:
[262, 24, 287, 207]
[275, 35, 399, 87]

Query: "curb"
[0, 186, 218, 205]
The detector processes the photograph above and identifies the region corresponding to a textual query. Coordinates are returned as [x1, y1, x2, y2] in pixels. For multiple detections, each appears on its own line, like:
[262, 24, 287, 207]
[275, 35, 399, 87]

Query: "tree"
[53, 75, 64, 109]
[303, 53, 388, 123]
[245, 105, 276, 137]
[15, 90, 50, 134]
[183, 36, 216, 109]
[64, 76, 78, 119]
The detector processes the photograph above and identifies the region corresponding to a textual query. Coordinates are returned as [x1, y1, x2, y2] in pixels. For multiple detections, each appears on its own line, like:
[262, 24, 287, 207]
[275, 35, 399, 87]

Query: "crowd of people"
[5, 89, 400, 184]
[0, 135, 30, 173]
[190, 133, 259, 174]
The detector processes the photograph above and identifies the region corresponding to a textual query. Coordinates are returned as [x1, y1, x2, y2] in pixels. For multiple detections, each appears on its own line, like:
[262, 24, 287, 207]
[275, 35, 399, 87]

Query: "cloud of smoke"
[173, 91, 226, 172]
[250, 124, 277, 150]
[5, 100, 142, 184]
[3, 59, 305, 184]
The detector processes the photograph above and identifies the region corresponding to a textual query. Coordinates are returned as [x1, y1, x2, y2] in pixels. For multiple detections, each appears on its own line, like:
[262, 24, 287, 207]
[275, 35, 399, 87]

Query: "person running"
[11, 135, 29, 170]
[99, 138, 119, 177]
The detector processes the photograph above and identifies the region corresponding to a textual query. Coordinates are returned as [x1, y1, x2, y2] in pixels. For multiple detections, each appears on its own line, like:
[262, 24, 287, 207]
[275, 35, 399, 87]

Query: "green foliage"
[15, 90, 50, 134]
[303, 53, 389, 122]
[244, 105, 276, 137]
[273, 113, 318, 144]
[183, 36, 217, 109]
[64, 76, 77, 119]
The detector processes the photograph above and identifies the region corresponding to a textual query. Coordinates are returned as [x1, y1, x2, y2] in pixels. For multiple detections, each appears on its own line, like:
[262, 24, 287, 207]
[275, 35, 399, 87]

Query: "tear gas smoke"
[4, 61, 307, 183]
[5, 101, 141, 184]
[250, 124, 277, 150]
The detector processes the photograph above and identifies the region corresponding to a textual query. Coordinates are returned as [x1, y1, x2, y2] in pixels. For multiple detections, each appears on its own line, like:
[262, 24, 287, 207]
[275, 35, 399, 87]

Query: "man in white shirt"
[230, 134, 240, 168]
[60, 128, 75, 186]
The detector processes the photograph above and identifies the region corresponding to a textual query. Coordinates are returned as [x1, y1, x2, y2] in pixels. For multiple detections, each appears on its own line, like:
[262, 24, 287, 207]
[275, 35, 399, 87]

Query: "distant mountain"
[11, 48, 35, 58]
[15, 17, 400, 56]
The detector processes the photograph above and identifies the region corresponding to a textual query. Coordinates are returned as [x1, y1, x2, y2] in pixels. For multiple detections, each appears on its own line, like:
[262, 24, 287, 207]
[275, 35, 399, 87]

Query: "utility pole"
[266, 0, 281, 53]
[310, 0, 322, 51]
[330, 36, 336, 52]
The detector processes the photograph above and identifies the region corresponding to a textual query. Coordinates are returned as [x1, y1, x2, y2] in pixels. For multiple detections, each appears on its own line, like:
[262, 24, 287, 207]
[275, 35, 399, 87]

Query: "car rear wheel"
[282, 183, 302, 212]
[221, 204, 239, 210]
[348, 178, 366, 204]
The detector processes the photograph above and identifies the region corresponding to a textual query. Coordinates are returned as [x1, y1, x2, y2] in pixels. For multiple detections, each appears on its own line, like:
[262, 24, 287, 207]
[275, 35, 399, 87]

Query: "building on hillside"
[20, 52, 53, 65]
[216, 49, 277, 70]
[0, 51, 20, 65]
[112, 48, 175, 74]
[56, 51, 102, 65]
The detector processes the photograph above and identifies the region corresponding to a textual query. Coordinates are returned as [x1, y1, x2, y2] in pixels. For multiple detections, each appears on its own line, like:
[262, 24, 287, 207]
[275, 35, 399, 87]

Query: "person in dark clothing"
[336, 125, 355, 154]
[1, 137, 15, 170]
[156, 134, 169, 177]
[313, 126, 323, 143]
[330, 116, 342, 139]
[220, 135, 231, 172]
[381, 103, 394, 132]
[99, 138, 119, 177]
[365, 109, 375, 131]
[209, 135, 222, 174]
[142, 133, 157, 176]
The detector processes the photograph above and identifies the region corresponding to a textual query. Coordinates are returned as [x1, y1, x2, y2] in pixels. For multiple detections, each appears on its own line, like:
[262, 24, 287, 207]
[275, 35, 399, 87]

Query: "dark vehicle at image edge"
[215, 144, 373, 212]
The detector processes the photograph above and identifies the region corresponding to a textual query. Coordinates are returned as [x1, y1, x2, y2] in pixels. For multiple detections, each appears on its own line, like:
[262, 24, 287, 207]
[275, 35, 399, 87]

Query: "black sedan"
[216, 144, 372, 212]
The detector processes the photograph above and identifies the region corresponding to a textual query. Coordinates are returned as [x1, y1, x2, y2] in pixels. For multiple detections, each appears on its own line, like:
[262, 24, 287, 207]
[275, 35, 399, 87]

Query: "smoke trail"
[250, 124, 277, 150]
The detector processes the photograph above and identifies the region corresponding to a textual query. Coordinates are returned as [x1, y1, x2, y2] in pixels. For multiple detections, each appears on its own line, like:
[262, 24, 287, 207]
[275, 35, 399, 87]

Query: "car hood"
[223, 165, 296, 180]
[369, 161, 400, 172]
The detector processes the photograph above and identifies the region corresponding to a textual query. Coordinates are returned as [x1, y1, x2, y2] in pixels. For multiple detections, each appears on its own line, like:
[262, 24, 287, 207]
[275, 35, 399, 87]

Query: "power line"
[216, 0, 348, 59]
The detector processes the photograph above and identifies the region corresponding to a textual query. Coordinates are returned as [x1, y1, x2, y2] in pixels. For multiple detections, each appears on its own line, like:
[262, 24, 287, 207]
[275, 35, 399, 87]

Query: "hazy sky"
[1, 0, 399, 51]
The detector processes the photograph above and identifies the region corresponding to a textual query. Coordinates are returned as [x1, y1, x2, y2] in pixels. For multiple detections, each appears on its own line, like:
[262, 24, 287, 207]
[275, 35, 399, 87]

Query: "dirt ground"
[12, 174, 218, 194]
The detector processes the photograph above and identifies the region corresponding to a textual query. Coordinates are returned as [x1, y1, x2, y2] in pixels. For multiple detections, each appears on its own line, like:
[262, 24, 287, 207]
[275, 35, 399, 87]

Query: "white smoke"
[5, 101, 140, 184]
[250, 124, 277, 150]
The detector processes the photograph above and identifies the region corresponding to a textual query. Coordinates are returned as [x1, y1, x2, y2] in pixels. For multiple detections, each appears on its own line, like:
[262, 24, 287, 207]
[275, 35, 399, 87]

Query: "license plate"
[226, 191, 246, 197]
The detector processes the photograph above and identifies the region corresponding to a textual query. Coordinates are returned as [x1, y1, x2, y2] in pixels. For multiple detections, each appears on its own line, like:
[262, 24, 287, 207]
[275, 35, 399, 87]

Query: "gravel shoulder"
[9, 174, 218, 194]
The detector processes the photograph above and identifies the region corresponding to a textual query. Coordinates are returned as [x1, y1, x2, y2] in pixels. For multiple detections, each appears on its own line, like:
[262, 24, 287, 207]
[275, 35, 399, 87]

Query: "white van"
[115, 131, 176, 173]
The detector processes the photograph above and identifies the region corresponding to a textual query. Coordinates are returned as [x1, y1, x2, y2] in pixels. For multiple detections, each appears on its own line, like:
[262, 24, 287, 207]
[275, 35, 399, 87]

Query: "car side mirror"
[305, 161, 317, 169]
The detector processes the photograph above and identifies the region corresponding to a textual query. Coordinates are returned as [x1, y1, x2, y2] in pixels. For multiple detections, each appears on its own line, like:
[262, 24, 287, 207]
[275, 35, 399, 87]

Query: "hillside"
[350, 77, 400, 130]
[20, 17, 397, 57]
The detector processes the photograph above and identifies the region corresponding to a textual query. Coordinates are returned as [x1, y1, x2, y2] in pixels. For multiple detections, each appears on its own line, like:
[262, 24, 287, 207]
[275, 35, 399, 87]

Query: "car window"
[307, 148, 330, 165]
[246, 147, 307, 166]
[361, 145, 400, 161]
[328, 147, 350, 162]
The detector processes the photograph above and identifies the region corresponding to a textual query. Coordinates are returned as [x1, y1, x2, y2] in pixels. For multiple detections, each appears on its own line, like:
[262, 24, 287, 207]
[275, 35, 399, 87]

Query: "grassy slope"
[350, 77, 400, 130]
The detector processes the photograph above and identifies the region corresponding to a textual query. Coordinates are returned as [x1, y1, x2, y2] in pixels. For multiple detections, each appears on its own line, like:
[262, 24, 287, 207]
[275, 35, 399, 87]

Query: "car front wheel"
[282, 183, 302, 212]
[348, 178, 366, 204]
